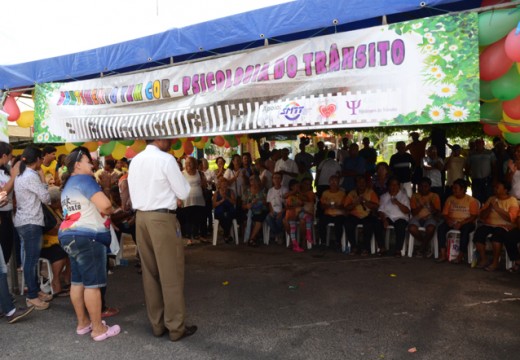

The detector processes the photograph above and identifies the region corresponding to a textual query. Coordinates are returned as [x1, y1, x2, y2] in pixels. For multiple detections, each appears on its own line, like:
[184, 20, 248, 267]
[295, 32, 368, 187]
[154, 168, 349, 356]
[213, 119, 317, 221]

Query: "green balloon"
[504, 131, 520, 145]
[490, 65, 520, 101]
[228, 137, 239, 147]
[480, 101, 503, 123]
[171, 140, 182, 150]
[119, 140, 134, 146]
[480, 80, 496, 102]
[72, 142, 84, 146]
[479, 9, 520, 46]
[99, 141, 116, 156]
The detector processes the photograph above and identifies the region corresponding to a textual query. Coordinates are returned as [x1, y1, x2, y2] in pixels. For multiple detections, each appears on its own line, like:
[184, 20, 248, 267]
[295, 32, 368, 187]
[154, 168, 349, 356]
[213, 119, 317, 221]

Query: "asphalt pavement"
[2, 240, 520, 360]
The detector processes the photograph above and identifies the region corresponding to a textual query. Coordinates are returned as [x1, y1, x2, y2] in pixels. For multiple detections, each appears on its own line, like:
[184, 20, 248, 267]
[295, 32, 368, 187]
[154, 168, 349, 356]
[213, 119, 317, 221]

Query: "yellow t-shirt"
[344, 189, 379, 219]
[443, 194, 479, 222]
[411, 192, 441, 219]
[321, 189, 346, 216]
[481, 196, 519, 229]
[41, 160, 57, 180]
[42, 234, 60, 248]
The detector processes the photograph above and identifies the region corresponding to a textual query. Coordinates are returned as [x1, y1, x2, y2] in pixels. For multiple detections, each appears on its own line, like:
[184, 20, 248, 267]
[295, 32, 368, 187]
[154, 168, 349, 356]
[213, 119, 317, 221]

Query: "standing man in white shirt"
[128, 139, 197, 342]
[274, 148, 298, 188]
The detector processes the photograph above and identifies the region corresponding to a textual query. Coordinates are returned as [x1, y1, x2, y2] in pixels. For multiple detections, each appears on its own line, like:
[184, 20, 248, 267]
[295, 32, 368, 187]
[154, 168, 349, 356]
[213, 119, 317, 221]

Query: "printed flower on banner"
[429, 106, 445, 121]
[37, 133, 44, 142]
[428, 66, 442, 74]
[435, 83, 457, 98]
[40, 121, 47, 128]
[448, 106, 469, 121]
[424, 44, 434, 52]
[44, 133, 50, 141]
[433, 71, 446, 80]
[385, 13, 479, 127]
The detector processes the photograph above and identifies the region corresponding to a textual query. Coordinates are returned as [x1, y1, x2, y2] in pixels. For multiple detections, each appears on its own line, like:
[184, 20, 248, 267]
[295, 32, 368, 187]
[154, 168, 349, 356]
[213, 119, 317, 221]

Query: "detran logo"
[280, 102, 304, 121]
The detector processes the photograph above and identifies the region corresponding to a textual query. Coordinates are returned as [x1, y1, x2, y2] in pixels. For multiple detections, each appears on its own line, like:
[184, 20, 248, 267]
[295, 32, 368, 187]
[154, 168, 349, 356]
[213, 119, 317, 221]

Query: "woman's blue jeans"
[16, 224, 43, 299]
[0, 244, 15, 313]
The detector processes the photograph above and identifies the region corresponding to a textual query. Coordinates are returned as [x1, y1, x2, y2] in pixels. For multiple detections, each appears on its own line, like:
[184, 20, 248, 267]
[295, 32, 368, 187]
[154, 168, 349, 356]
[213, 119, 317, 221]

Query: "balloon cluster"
[63, 135, 248, 159]
[64, 140, 146, 159]
[479, 3, 520, 144]
[2, 92, 35, 128]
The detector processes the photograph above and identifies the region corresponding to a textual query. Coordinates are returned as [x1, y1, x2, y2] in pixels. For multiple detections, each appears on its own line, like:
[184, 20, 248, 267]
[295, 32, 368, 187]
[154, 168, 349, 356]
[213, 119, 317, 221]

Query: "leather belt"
[148, 208, 176, 214]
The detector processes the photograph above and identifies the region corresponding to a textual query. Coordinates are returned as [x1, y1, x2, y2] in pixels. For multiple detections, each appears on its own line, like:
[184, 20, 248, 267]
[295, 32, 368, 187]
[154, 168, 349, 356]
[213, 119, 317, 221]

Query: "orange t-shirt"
[410, 192, 441, 219]
[321, 189, 346, 216]
[442, 194, 479, 222]
[481, 196, 519, 229]
[344, 189, 379, 219]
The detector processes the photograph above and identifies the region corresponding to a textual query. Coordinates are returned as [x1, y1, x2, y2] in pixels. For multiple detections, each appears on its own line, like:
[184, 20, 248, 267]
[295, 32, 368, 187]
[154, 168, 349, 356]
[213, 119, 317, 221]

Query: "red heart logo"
[319, 104, 336, 118]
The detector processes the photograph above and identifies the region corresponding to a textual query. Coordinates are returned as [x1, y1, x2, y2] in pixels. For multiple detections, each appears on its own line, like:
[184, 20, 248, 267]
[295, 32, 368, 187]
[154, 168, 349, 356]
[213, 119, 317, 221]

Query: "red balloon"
[503, 95, 520, 119]
[183, 141, 194, 155]
[505, 28, 520, 62]
[482, 123, 502, 136]
[480, 37, 514, 81]
[504, 123, 520, 133]
[2, 95, 20, 121]
[125, 147, 138, 159]
[213, 136, 225, 146]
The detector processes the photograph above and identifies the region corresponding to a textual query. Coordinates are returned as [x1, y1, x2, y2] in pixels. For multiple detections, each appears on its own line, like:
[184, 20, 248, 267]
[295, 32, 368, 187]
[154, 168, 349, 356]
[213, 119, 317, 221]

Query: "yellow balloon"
[16, 111, 34, 128]
[503, 111, 520, 124]
[112, 142, 126, 160]
[194, 141, 205, 149]
[517, 62, 520, 74]
[84, 141, 99, 153]
[131, 140, 146, 152]
[173, 147, 184, 158]
[498, 122, 510, 133]
[480, 98, 499, 103]
[64, 143, 77, 153]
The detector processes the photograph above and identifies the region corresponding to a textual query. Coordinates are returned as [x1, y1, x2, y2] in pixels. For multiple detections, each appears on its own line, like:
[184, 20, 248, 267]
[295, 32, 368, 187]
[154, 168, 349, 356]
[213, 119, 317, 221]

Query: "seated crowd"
[192, 138, 520, 274]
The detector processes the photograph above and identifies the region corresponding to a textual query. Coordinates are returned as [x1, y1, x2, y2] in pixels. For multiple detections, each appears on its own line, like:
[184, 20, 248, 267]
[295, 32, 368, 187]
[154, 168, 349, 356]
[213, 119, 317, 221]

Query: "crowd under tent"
[0, 0, 508, 144]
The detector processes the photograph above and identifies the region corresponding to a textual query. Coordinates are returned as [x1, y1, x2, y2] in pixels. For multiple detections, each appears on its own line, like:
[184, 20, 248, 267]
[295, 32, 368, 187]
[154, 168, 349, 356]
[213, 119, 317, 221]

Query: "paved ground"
[2, 239, 520, 360]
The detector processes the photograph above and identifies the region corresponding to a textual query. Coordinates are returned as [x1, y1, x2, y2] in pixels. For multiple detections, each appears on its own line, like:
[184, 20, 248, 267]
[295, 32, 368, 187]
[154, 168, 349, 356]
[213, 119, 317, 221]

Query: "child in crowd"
[284, 179, 304, 253]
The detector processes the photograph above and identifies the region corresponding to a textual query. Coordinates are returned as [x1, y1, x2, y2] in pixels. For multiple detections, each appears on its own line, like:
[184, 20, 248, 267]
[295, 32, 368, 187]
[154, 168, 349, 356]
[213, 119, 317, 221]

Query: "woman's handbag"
[42, 203, 58, 233]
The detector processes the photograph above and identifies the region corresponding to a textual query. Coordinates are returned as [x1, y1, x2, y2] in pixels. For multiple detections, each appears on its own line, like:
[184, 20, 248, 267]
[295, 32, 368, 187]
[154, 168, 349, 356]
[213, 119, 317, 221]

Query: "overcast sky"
[1, 0, 292, 65]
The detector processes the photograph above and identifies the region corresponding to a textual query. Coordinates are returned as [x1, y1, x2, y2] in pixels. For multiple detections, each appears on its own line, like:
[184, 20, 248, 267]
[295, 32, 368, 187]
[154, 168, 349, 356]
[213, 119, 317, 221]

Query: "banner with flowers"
[0, 111, 8, 143]
[34, 12, 478, 143]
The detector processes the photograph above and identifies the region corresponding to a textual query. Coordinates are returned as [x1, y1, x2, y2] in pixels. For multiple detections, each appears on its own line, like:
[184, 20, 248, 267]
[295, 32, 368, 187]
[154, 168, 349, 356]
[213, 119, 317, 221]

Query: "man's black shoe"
[170, 325, 197, 341]
[6, 306, 34, 324]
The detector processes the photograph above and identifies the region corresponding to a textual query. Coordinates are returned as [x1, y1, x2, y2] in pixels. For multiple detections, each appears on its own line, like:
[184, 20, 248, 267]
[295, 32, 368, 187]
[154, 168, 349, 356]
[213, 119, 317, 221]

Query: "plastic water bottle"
[344, 242, 351, 255]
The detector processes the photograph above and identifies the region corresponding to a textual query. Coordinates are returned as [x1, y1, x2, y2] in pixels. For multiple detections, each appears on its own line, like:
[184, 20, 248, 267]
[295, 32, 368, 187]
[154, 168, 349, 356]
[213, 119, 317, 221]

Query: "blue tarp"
[0, 0, 481, 90]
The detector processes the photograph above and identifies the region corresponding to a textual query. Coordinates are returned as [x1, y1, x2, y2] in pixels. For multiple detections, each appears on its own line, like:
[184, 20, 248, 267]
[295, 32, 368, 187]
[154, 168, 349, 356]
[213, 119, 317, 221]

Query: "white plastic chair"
[407, 227, 438, 258]
[212, 218, 239, 245]
[262, 222, 270, 245]
[371, 225, 406, 256]
[20, 257, 54, 295]
[38, 258, 54, 295]
[326, 223, 347, 252]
